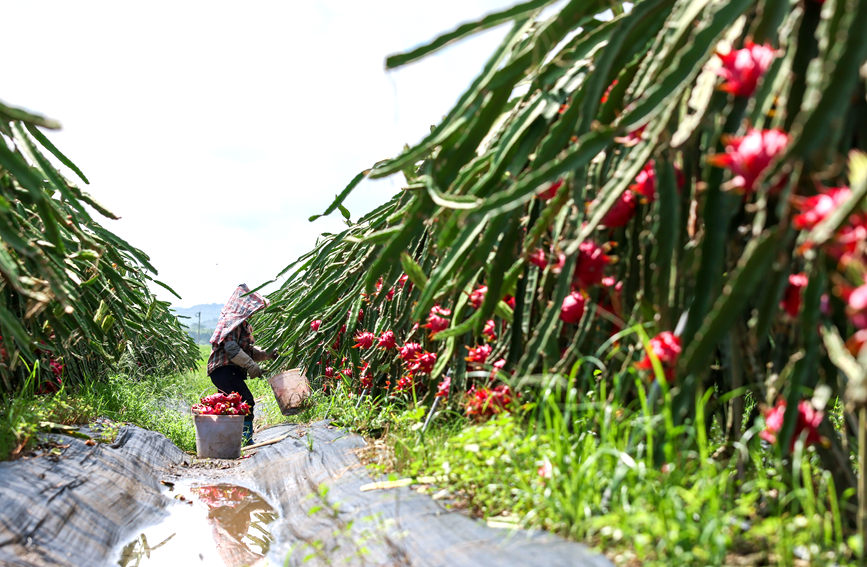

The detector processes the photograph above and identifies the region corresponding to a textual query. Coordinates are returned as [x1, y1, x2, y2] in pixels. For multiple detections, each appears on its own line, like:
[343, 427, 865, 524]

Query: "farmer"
[208, 284, 277, 445]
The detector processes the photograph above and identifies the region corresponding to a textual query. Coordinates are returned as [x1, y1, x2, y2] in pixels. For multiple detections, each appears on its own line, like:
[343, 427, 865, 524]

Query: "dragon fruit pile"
[191, 391, 251, 416]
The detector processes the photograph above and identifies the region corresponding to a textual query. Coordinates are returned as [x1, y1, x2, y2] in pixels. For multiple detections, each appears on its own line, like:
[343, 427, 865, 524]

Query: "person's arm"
[225, 339, 263, 378]
[240, 323, 277, 362]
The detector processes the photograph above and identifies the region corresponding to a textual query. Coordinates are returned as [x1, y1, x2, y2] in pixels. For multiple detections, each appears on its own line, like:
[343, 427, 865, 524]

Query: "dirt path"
[0, 421, 611, 566]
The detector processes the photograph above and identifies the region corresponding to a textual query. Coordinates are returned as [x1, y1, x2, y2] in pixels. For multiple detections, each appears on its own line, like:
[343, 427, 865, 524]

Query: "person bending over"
[207, 284, 277, 445]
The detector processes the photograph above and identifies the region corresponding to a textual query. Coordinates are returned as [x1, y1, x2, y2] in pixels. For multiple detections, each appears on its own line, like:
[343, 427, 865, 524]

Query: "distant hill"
[172, 303, 223, 344]
[172, 303, 223, 322]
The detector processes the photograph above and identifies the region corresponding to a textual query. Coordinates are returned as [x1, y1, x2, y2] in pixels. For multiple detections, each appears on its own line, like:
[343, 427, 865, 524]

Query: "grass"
[2, 353, 857, 564]
[0, 345, 293, 458]
[308, 374, 859, 566]
[77, 369, 211, 452]
[0, 375, 98, 459]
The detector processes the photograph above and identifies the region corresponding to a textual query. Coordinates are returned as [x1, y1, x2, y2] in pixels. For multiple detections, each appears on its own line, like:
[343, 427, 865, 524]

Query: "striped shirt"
[207, 321, 255, 375]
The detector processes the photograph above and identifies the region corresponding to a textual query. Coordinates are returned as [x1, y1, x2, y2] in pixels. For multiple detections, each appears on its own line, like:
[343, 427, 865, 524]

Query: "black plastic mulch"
[0, 421, 612, 567]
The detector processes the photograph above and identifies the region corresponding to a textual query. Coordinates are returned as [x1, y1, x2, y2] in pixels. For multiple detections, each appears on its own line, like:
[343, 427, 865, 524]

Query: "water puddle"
[118, 481, 278, 566]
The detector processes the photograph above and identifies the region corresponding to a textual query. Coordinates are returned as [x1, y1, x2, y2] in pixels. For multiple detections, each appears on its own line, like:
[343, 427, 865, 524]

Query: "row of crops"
[256, 0, 867, 528]
[0, 101, 199, 392]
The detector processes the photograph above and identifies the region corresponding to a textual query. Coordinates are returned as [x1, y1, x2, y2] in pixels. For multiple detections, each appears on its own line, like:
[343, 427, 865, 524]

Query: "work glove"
[230, 350, 263, 378]
[251, 346, 279, 362]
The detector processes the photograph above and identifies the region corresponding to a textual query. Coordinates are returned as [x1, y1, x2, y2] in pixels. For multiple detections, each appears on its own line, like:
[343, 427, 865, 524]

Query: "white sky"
[3, 1, 513, 307]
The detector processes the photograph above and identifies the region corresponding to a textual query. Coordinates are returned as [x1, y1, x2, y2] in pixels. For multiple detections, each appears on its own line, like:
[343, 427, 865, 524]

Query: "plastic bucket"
[268, 369, 311, 415]
[193, 414, 244, 459]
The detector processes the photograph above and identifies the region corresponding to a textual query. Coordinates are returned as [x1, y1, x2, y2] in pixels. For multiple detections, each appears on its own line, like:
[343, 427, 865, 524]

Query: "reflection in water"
[193, 484, 278, 565]
[118, 482, 277, 567]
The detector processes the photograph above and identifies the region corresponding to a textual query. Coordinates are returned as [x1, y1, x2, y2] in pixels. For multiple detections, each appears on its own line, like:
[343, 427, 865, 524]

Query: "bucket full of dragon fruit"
[191, 392, 250, 459]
